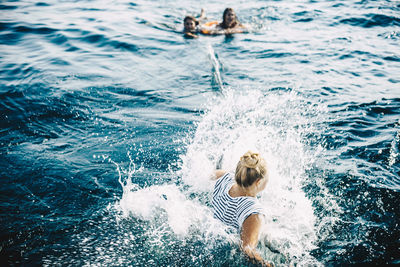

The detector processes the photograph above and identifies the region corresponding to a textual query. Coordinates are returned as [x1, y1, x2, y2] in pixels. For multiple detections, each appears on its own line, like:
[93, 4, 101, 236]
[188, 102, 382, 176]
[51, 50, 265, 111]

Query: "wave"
[0, 4, 17, 10]
[339, 13, 400, 28]
[0, 21, 144, 54]
[0, 85, 92, 143]
[292, 10, 320, 23]
[323, 97, 400, 187]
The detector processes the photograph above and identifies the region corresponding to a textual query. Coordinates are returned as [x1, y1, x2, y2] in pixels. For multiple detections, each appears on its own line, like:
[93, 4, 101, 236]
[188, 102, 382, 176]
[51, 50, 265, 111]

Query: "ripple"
[0, 4, 17, 10]
[14, 24, 57, 35]
[292, 11, 315, 23]
[324, 97, 400, 192]
[35, 2, 50, 7]
[75, 31, 141, 52]
[0, 85, 91, 143]
[0, 22, 16, 31]
[339, 13, 400, 28]
[0, 63, 40, 83]
[383, 55, 400, 62]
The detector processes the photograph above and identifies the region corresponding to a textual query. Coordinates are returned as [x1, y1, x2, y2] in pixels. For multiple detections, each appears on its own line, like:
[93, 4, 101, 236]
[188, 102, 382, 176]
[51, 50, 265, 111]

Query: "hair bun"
[235, 151, 268, 187]
[240, 151, 260, 169]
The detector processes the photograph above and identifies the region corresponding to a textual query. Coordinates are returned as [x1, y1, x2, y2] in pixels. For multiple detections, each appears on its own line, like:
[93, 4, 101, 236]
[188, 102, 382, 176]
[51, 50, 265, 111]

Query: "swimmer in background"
[202, 8, 247, 35]
[183, 9, 206, 38]
[212, 151, 274, 267]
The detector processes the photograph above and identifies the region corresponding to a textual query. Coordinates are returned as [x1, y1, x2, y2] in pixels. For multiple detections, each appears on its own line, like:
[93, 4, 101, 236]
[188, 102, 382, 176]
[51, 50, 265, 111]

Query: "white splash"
[114, 157, 232, 241]
[115, 86, 332, 266]
[179, 87, 325, 265]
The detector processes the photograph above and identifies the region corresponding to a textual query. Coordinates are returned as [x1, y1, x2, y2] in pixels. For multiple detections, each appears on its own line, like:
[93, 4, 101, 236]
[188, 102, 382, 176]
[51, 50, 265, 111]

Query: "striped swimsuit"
[212, 173, 264, 231]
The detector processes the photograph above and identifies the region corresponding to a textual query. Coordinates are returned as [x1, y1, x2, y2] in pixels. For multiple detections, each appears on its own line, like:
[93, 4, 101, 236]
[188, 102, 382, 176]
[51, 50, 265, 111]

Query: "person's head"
[235, 151, 268, 191]
[183, 16, 199, 32]
[221, 8, 238, 29]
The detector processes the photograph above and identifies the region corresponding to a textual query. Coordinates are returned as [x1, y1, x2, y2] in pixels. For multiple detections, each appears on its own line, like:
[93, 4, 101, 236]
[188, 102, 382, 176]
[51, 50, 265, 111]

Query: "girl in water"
[202, 8, 247, 35]
[183, 9, 206, 38]
[183, 16, 200, 38]
[212, 151, 273, 267]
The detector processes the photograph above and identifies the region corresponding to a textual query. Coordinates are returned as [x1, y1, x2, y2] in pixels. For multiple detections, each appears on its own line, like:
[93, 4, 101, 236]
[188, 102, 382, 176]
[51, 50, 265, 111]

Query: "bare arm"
[206, 26, 246, 35]
[224, 27, 245, 34]
[241, 214, 274, 267]
[199, 8, 205, 20]
[184, 32, 198, 38]
[212, 170, 226, 180]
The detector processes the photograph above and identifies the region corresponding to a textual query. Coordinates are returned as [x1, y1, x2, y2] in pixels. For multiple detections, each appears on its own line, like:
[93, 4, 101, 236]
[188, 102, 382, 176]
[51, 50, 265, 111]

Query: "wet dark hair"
[220, 8, 239, 29]
[184, 16, 199, 26]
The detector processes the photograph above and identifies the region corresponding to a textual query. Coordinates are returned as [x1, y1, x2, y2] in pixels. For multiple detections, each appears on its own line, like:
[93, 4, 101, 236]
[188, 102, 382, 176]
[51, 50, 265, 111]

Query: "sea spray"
[112, 86, 337, 265]
[388, 119, 400, 168]
[114, 153, 236, 252]
[179, 87, 329, 265]
[207, 43, 225, 91]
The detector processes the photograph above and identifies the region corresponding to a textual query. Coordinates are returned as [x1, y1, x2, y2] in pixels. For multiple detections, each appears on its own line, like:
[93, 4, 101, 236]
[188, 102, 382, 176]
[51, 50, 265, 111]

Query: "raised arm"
[199, 8, 206, 20]
[241, 214, 274, 267]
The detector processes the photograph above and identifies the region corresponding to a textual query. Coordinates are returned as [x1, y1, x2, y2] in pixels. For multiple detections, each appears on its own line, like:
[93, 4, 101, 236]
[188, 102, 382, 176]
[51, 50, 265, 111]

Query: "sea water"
[1, 0, 399, 266]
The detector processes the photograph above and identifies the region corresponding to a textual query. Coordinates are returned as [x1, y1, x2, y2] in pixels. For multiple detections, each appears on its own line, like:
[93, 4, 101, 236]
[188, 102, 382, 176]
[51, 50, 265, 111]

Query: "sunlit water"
[1, 0, 399, 266]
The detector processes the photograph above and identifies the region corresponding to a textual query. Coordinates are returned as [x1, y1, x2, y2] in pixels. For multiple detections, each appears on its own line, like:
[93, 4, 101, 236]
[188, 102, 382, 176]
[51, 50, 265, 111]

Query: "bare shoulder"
[242, 214, 262, 231]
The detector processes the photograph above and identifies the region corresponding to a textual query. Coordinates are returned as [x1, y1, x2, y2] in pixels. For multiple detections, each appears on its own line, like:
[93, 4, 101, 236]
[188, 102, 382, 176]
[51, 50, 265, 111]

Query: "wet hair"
[235, 151, 267, 187]
[220, 8, 239, 29]
[184, 16, 199, 26]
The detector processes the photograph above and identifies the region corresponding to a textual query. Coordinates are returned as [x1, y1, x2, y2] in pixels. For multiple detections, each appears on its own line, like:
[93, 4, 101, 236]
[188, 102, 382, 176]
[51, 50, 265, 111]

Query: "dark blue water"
[1, 0, 399, 266]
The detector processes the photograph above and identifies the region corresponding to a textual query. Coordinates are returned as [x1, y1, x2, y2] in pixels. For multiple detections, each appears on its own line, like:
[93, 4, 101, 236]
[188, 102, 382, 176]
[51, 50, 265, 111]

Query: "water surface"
[1, 0, 399, 266]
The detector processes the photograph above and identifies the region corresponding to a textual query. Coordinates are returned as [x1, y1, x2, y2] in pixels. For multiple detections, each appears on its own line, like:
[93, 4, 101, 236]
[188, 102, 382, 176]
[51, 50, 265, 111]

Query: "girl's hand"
[184, 32, 198, 38]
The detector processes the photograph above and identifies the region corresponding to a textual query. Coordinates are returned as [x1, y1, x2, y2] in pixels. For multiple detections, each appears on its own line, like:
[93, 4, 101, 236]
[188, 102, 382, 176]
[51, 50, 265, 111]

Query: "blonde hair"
[235, 151, 267, 187]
